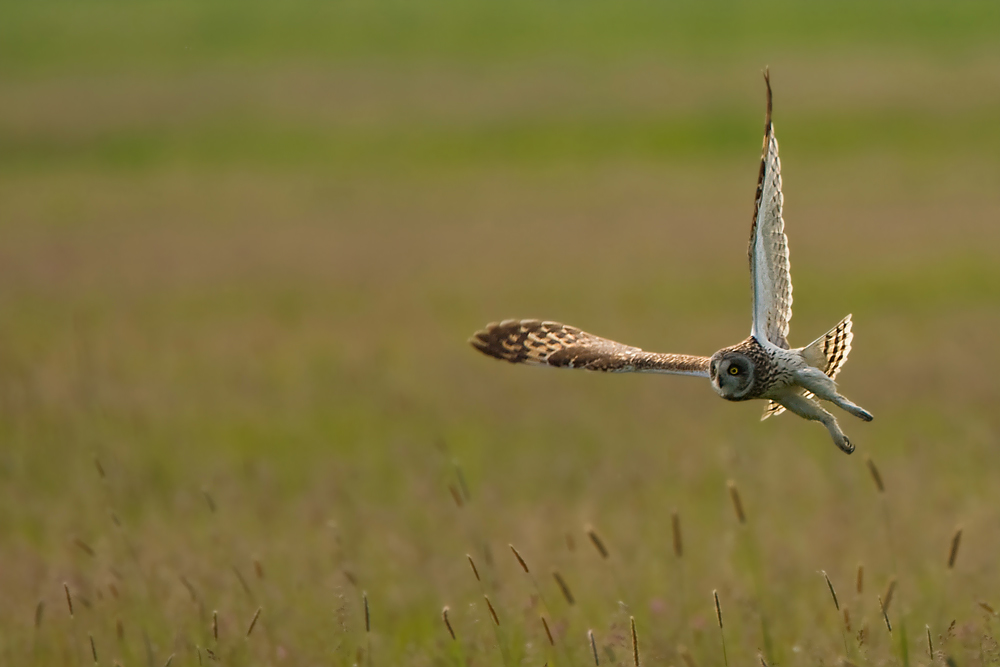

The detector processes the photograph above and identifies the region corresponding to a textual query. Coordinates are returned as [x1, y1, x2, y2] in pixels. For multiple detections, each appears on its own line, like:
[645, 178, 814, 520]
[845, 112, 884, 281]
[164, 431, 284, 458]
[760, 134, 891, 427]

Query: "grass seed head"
[713, 589, 724, 629]
[856, 564, 864, 595]
[553, 570, 575, 605]
[671, 510, 683, 558]
[541, 616, 554, 645]
[926, 624, 933, 657]
[89, 633, 98, 663]
[979, 601, 996, 616]
[822, 571, 840, 611]
[727, 481, 746, 524]
[865, 456, 885, 493]
[878, 596, 892, 632]
[510, 544, 530, 573]
[586, 525, 609, 559]
[484, 595, 500, 626]
[364, 593, 370, 632]
[253, 558, 264, 579]
[630, 616, 640, 667]
[467, 554, 481, 582]
[74, 538, 95, 557]
[212, 610, 219, 641]
[948, 527, 962, 569]
[34, 601, 44, 628]
[588, 629, 599, 665]
[882, 577, 896, 612]
[63, 583, 74, 617]
[246, 607, 262, 638]
[116, 617, 124, 640]
[442, 606, 456, 640]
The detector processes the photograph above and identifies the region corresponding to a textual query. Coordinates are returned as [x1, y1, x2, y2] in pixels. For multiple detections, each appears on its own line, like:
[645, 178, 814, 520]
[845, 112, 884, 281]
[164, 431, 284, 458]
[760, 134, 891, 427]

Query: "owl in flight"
[470, 72, 872, 454]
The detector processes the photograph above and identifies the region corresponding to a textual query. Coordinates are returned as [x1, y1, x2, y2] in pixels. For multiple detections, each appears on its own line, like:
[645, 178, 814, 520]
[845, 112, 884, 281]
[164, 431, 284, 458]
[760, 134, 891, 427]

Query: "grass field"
[3, 1, 1000, 665]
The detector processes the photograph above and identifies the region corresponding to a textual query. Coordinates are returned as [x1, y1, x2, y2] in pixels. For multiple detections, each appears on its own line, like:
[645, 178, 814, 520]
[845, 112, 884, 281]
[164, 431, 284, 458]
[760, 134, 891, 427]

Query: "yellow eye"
[729, 366, 739, 376]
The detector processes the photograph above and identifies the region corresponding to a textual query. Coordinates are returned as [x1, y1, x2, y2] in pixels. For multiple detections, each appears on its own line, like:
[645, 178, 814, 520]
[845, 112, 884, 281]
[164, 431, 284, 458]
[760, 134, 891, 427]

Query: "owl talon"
[836, 436, 855, 455]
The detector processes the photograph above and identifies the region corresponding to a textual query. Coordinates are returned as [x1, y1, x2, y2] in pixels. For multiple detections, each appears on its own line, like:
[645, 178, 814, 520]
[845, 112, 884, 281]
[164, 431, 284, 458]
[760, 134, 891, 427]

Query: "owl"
[470, 72, 872, 454]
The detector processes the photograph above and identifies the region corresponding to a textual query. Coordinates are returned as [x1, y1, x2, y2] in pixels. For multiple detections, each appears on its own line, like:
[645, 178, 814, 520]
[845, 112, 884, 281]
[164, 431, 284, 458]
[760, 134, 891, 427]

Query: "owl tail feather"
[801, 314, 853, 378]
[762, 314, 853, 420]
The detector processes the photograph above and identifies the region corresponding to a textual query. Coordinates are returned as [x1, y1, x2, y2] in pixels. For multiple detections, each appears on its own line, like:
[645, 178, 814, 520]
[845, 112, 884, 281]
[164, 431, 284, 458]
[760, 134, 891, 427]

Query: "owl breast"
[731, 337, 798, 400]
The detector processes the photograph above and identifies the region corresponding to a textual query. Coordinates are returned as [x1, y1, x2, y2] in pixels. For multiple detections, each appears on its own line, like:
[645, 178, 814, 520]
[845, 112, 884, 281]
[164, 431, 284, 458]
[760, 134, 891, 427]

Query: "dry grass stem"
[364, 593, 370, 632]
[630, 616, 640, 667]
[510, 544, 530, 573]
[865, 457, 885, 493]
[442, 606, 456, 640]
[588, 629, 599, 665]
[246, 607, 262, 637]
[64, 583, 74, 617]
[89, 633, 98, 663]
[467, 555, 481, 582]
[878, 596, 892, 632]
[856, 564, 864, 595]
[948, 527, 962, 569]
[822, 571, 840, 610]
[484, 595, 499, 626]
[586, 525, 609, 559]
[671, 511, 683, 558]
[727, 481, 746, 524]
[882, 577, 896, 612]
[541, 616, 554, 645]
[163, 654, 175, 667]
[553, 571, 575, 605]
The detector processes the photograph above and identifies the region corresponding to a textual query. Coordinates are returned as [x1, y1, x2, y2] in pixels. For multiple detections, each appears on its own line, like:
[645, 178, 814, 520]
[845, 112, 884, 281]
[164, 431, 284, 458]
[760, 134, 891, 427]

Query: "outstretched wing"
[749, 70, 793, 350]
[470, 319, 710, 376]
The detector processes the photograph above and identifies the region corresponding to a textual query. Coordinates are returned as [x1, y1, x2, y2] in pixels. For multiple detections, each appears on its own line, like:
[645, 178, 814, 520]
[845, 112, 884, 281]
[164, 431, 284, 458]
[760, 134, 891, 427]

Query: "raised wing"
[470, 319, 710, 376]
[749, 70, 793, 349]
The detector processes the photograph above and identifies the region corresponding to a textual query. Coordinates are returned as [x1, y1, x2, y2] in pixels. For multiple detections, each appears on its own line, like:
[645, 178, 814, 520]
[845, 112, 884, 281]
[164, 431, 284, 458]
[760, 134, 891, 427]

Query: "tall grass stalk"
[822, 571, 851, 659]
[714, 590, 729, 667]
[865, 457, 909, 667]
[726, 480, 773, 663]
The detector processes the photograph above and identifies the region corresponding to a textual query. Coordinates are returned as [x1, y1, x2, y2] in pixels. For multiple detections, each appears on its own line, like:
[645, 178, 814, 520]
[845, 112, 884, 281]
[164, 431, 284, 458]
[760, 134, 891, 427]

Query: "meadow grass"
[2, 1, 1000, 664]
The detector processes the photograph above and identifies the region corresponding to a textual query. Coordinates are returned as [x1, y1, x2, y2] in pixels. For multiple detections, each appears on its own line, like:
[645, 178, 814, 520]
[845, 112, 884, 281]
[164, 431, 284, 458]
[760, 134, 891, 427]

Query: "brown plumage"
[470, 320, 710, 376]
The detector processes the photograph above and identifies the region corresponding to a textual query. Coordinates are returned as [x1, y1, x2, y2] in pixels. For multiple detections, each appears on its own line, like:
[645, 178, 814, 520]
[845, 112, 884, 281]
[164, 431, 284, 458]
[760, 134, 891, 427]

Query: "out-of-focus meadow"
[3, 1, 1000, 664]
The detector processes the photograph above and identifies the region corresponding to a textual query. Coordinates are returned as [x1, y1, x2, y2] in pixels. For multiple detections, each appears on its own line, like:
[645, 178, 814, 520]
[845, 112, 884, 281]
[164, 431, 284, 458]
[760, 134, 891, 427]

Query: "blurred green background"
[2, 1, 1000, 665]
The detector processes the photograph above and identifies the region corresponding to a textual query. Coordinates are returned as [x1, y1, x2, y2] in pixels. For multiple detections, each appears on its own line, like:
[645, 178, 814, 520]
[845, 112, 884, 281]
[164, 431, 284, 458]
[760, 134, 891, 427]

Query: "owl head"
[710, 350, 756, 400]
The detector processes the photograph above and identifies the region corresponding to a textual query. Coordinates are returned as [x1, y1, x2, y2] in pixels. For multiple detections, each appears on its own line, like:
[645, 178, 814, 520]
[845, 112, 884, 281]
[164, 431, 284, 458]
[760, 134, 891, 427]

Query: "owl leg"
[795, 367, 874, 422]
[772, 390, 854, 454]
